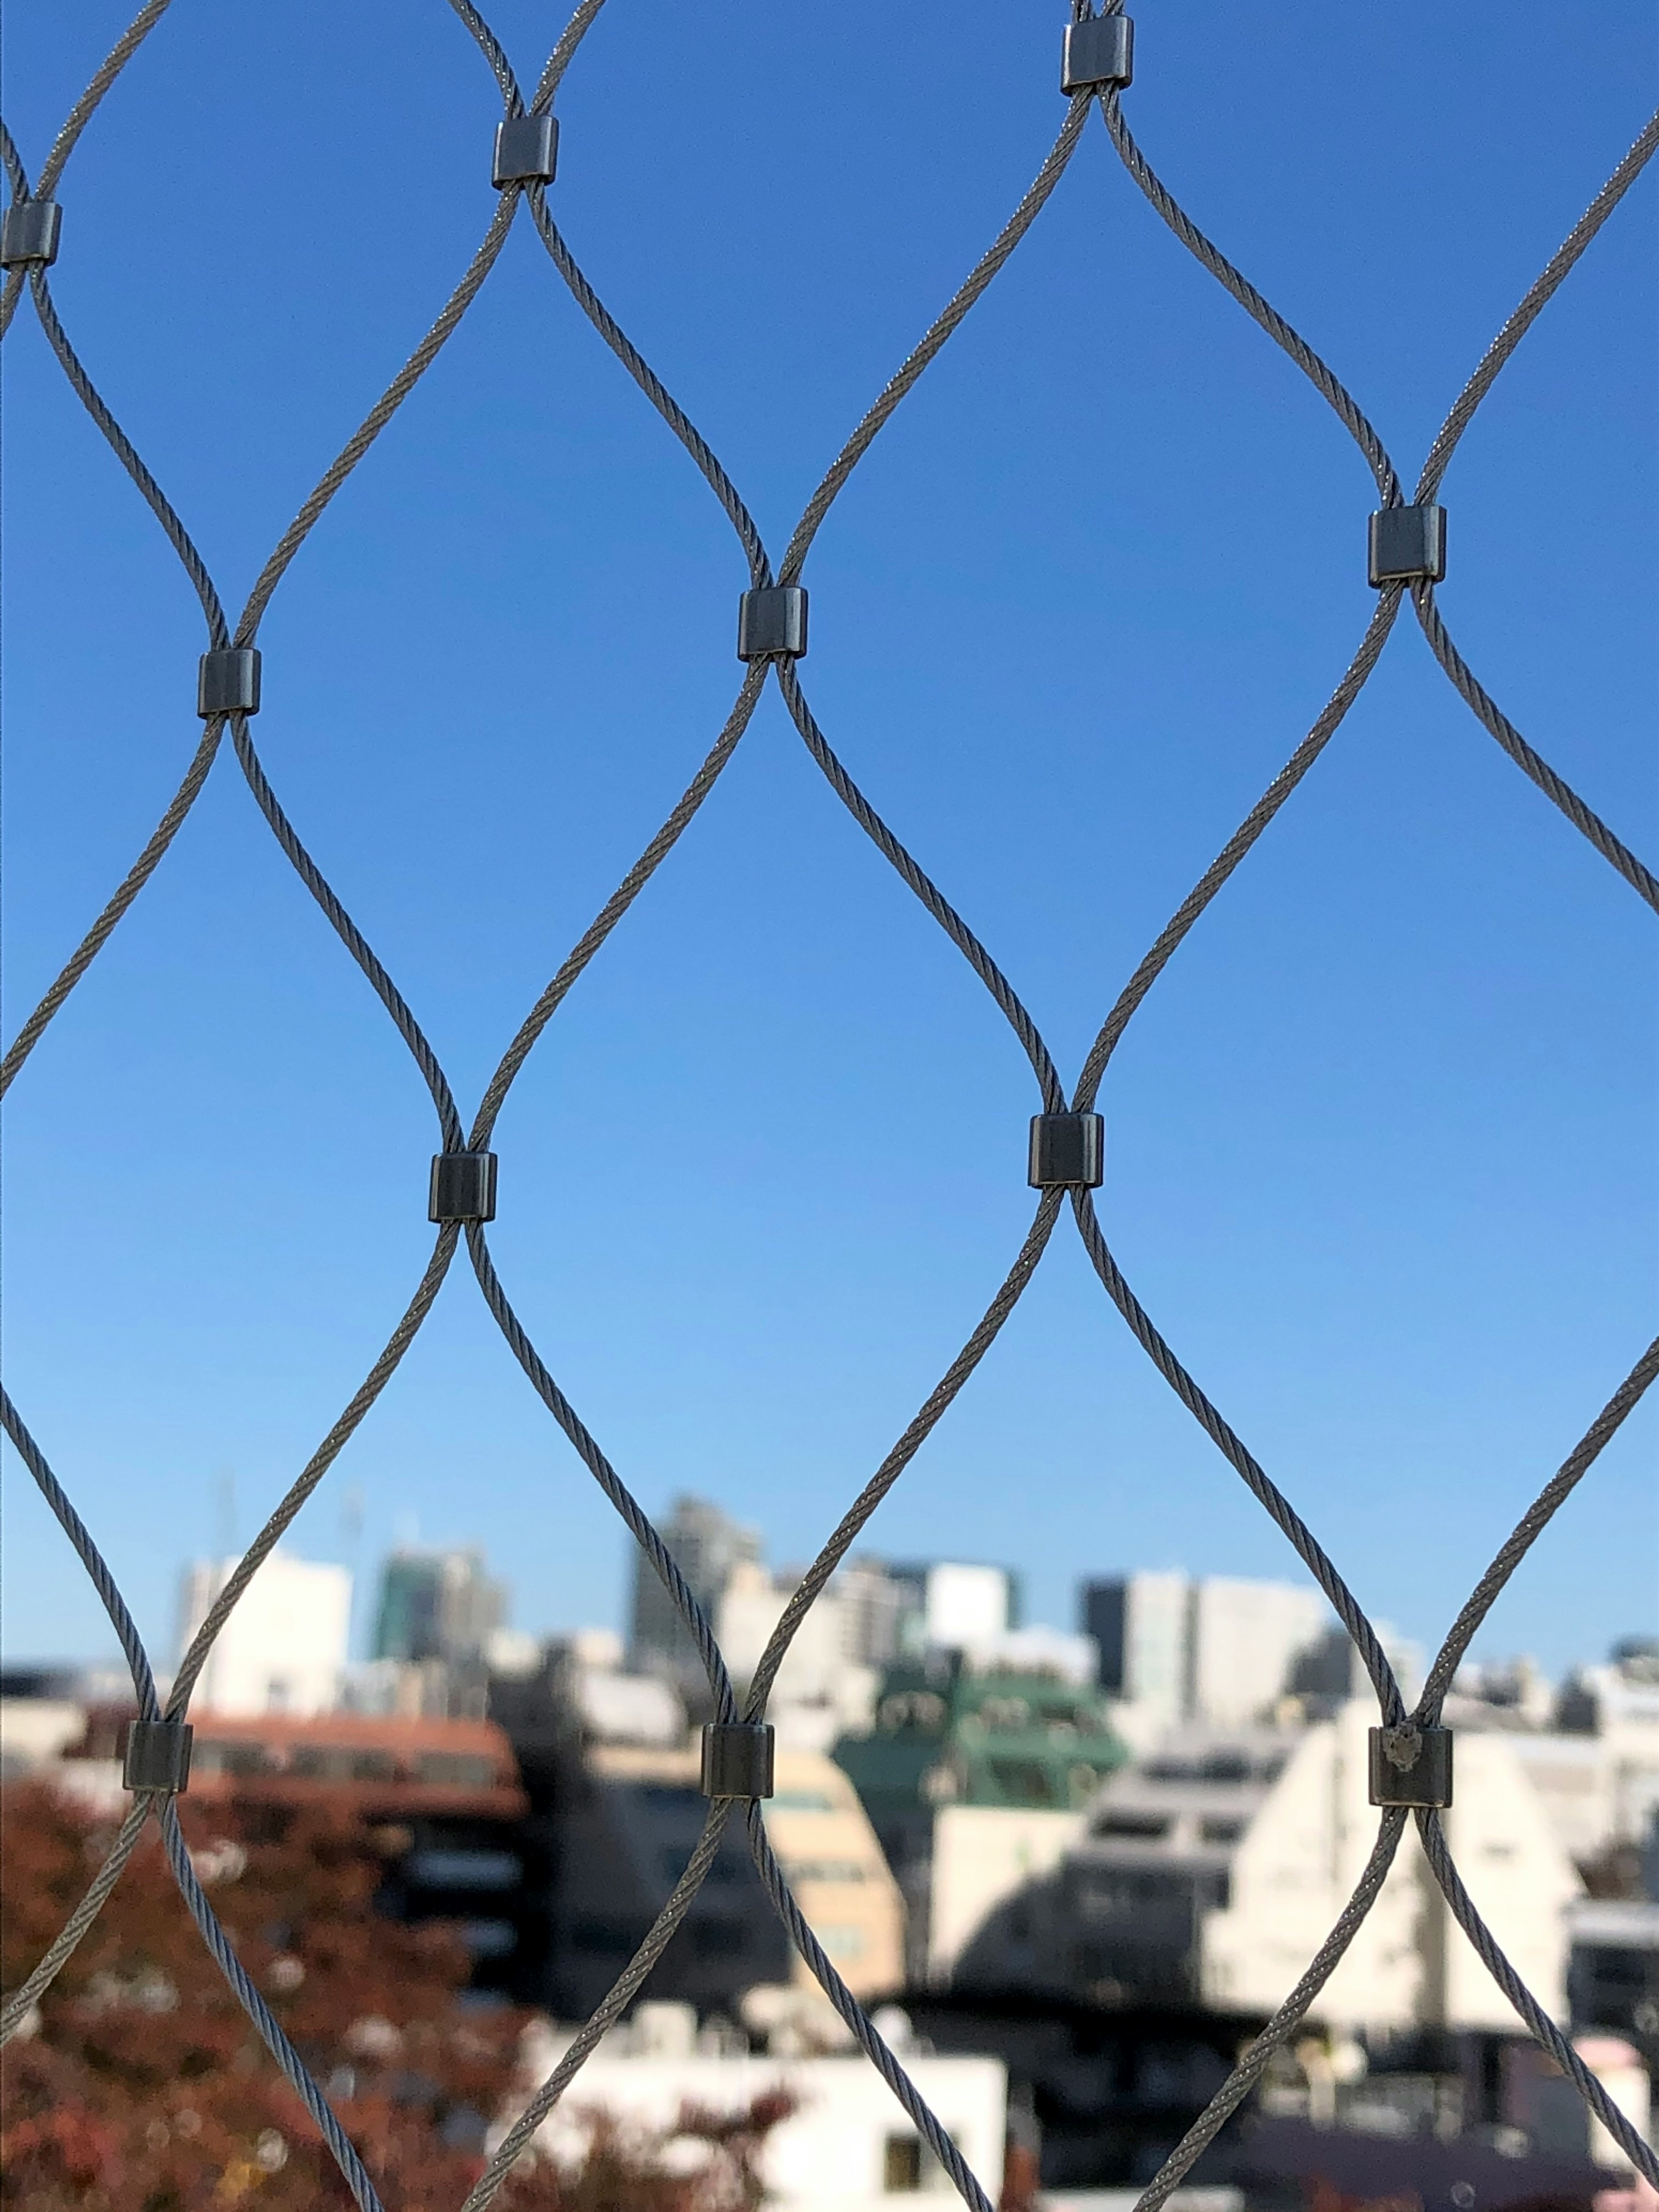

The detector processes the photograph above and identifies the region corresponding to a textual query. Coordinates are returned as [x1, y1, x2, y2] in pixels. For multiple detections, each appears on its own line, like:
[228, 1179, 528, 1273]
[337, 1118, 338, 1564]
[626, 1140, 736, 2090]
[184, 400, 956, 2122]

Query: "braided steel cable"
[1417, 1335, 1659, 1725]
[1418, 1810, 1659, 2187]
[1068, 1191, 1407, 1722]
[745, 1804, 997, 2212]
[1411, 585, 1659, 910]
[1071, 589, 1405, 1109]
[744, 1194, 1065, 1718]
[226, 715, 467, 1148]
[463, 1802, 735, 2212]
[778, 99, 1092, 585]
[471, 664, 769, 1144]
[168, 1230, 463, 1715]
[464, 1224, 739, 1723]
[0, 1397, 165, 2037]
[1414, 108, 1659, 505]
[157, 1801, 388, 2212]
[1096, 89, 1400, 502]
[1131, 1811, 1411, 2212]
[3, 5, 1655, 2206]
[776, 662, 1068, 1109]
[528, 198, 773, 585]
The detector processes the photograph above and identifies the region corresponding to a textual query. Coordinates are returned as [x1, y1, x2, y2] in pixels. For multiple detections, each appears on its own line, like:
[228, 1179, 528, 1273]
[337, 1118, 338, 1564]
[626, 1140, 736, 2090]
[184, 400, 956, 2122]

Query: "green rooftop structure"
[835, 1650, 1128, 1824]
[834, 1649, 1130, 1983]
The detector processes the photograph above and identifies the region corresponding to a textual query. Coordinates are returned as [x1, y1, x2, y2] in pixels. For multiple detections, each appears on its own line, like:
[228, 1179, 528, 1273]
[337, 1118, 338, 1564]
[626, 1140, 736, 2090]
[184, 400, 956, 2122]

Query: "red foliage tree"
[1, 1780, 786, 2212]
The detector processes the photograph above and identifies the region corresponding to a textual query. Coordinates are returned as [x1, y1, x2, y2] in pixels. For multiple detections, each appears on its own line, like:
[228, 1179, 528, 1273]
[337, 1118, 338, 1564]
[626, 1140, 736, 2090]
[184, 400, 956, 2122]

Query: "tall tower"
[629, 1494, 761, 1703]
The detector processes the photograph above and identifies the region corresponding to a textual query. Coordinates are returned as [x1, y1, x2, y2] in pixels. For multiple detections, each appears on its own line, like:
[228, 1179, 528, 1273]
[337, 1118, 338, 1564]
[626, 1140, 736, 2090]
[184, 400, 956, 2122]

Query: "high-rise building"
[629, 1495, 761, 1700]
[1187, 1576, 1326, 1729]
[1082, 1570, 1189, 1721]
[890, 1561, 1020, 1656]
[836, 1556, 908, 1669]
[176, 1550, 352, 1717]
[1081, 1570, 1328, 1730]
[372, 1546, 506, 1667]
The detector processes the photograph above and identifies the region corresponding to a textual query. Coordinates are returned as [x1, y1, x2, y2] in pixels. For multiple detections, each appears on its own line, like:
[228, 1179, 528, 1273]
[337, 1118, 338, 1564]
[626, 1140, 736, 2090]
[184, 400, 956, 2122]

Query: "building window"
[1094, 1813, 1170, 1840]
[193, 1740, 277, 1779]
[783, 1859, 868, 1885]
[818, 1926, 866, 1961]
[884, 2136, 923, 2191]
[289, 1746, 397, 1783]
[416, 1752, 496, 1788]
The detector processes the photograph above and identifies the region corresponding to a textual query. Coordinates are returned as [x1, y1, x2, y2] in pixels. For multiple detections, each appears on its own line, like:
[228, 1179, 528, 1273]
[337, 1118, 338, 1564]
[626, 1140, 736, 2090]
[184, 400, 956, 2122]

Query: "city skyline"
[18, 1510, 1643, 1700]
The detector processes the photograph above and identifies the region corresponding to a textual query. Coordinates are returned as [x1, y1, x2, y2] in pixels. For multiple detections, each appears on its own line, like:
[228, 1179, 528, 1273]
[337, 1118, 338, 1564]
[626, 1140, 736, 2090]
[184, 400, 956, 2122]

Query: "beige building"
[551, 1743, 903, 2018]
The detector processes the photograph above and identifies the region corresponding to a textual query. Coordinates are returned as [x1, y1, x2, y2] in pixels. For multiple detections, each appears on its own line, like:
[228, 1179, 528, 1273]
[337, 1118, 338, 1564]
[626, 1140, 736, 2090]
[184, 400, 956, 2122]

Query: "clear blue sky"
[3, 0, 1654, 1684]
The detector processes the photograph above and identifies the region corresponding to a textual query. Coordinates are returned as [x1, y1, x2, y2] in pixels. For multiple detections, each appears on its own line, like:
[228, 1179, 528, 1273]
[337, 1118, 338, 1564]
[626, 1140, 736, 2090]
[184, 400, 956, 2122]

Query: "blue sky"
[3, 0, 1654, 1684]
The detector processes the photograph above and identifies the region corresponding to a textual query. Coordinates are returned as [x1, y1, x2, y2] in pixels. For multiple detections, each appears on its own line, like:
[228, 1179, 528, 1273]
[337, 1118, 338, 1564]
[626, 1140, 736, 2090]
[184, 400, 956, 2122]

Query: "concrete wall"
[927, 1803, 1084, 1986]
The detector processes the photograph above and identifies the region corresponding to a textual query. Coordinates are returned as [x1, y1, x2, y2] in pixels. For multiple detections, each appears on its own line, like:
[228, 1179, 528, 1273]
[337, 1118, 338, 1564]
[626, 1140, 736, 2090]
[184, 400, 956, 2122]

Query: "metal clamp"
[197, 647, 262, 718]
[0, 200, 62, 269]
[1368, 1723, 1452, 1808]
[1028, 1112, 1105, 1189]
[1062, 15, 1134, 94]
[1368, 504, 1446, 587]
[124, 1718, 194, 1794]
[429, 1151, 498, 1224]
[737, 586, 808, 662]
[493, 114, 559, 188]
[700, 1721, 775, 1799]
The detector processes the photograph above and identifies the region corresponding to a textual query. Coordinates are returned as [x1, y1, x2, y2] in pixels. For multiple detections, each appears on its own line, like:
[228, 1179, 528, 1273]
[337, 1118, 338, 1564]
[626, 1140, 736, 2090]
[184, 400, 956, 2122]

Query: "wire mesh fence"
[2, 5, 1656, 2208]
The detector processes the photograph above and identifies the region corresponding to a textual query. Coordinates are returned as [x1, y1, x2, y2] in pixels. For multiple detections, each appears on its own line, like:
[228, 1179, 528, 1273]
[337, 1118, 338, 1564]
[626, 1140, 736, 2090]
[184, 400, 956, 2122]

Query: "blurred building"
[1557, 1638, 1659, 1847]
[715, 1561, 879, 1751]
[44, 1703, 543, 1995]
[834, 1648, 1126, 1985]
[1039, 1704, 1581, 2032]
[548, 1742, 901, 2021]
[175, 1550, 351, 1717]
[1082, 1572, 1340, 1735]
[1083, 1571, 1189, 1726]
[372, 1545, 506, 1665]
[889, 1562, 1020, 1655]
[629, 1494, 762, 1706]
[503, 2002, 1006, 2208]
[1568, 1819, 1659, 2068]
[1285, 1619, 1426, 1719]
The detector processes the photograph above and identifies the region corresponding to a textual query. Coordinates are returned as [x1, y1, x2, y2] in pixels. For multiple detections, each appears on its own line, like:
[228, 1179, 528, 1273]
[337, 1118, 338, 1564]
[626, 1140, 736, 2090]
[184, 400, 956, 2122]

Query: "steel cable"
[1131, 1812, 1411, 2212]
[1418, 1811, 1659, 2187]
[464, 1802, 735, 2212]
[747, 1805, 996, 2212]
[2, 7, 1654, 2206]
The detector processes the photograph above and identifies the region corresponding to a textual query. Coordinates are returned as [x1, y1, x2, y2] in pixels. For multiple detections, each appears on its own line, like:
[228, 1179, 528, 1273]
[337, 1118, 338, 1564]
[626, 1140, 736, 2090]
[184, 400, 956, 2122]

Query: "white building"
[176, 1551, 351, 1717]
[1558, 1651, 1659, 1847]
[925, 1802, 1087, 1988]
[917, 1564, 1011, 1649]
[716, 1561, 880, 1750]
[1082, 1571, 1331, 1732]
[1042, 1703, 1583, 2034]
[1188, 1578, 1328, 1730]
[503, 2004, 1005, 2210]
[1083, 1571, 1189, 1726]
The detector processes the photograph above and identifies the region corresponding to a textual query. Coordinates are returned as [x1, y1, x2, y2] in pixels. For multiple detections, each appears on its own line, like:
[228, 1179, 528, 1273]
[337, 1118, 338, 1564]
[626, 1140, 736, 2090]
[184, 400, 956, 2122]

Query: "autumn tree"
[2, 1779, 786, 2212]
